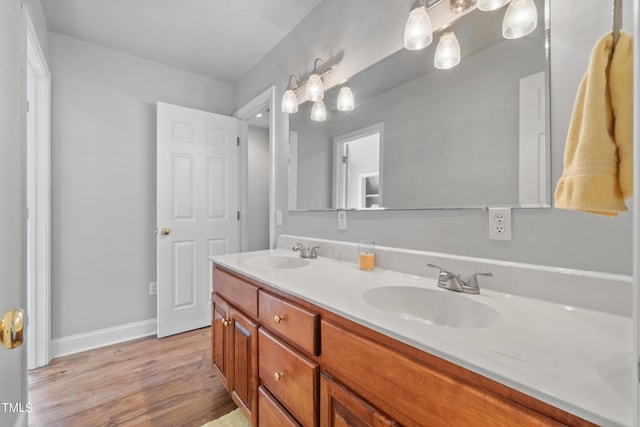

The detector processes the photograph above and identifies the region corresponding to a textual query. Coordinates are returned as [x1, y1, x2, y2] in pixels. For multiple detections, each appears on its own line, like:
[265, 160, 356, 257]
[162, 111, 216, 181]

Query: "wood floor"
[28, 327, 236, 427]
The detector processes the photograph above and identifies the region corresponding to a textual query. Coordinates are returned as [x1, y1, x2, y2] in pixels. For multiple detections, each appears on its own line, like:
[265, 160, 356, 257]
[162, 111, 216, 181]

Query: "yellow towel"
[554, 31, 633, 217]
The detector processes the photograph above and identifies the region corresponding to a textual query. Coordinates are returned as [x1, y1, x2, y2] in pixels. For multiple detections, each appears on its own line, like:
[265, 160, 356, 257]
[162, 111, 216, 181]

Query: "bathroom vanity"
[210, 239, 631, 427]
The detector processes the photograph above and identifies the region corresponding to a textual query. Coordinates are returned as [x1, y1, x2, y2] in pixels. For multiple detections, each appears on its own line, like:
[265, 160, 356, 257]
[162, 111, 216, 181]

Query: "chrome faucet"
[292, 243, 320, 259]
[427, 264, 493, 294]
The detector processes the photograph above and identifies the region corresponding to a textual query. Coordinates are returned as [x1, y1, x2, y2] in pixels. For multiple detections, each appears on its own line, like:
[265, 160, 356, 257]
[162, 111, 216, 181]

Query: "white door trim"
[233, 86, 276, 249]
[25, 8, 51, 369]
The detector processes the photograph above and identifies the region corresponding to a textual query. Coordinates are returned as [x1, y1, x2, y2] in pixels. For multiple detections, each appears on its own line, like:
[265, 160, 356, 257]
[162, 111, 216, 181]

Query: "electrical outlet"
[149, 281, 157, 296]
[489, 207, 512, 240]
[337, 210, 347, 230]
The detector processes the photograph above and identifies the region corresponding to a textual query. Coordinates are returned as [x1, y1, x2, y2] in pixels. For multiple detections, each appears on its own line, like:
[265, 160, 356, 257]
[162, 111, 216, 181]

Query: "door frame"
[233, 86, 276, 250]
[25, 7, 51, 370]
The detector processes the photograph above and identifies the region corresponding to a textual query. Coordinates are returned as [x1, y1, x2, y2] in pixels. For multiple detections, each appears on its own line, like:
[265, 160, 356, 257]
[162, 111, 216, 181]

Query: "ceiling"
[41, 0, 323, 84]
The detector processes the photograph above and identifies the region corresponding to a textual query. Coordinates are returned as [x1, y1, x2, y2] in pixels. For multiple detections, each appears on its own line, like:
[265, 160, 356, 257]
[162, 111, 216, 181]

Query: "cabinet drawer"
[259, 290, 320, 356]
[213, 266, 259, 318]
[259, 386, 301, 427]
[321, 320, 558, 427]
[259, 328, 319, 427]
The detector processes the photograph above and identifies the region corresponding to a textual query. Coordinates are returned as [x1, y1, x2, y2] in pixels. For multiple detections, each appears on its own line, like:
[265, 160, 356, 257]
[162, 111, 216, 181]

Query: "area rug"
[201, 408, 251, 427]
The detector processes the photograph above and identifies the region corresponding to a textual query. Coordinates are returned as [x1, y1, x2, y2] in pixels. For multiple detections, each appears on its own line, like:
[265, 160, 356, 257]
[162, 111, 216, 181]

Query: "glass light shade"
[337, 86, 355, 111]
[305, 74, 324, 101]
[477, 0, 510, 11]
[281, 89, 298, 113]
[310, 101, 326, 121]
[434, 32, 461, 70]
[404, 6, 433, 50]
[502, 0, 537, 39]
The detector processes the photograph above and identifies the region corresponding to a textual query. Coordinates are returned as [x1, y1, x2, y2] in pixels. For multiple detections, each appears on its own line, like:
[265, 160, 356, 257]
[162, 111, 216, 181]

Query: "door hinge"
[26, 101, 30, 113]
[236, 137, 240, 146]
[638, 357, 640, 383]
[237, 211, 240, 220]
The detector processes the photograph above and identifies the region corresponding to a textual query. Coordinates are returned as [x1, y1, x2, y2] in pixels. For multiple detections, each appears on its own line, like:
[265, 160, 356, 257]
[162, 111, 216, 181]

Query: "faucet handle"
[427, 264, 452, 288]
[292, 243, 305, 252]
[466, 272, 493, 290]
[427, 263, 446, 273]
[309, 246, 320, 258]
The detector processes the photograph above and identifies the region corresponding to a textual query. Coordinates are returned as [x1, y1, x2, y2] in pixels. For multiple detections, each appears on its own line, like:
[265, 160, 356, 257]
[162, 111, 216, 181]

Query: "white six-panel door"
[157, 102, 238, 338]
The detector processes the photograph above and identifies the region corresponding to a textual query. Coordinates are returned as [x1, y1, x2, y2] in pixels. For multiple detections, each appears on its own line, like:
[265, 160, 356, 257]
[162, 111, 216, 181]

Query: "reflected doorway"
[334, 123, 383, 209]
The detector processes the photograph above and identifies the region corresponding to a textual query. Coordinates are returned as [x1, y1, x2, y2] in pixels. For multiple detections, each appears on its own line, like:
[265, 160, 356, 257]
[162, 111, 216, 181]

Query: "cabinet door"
[231, 307, 258, 426]
[212, 294, 231, 391]
[320, 372, 398, 427]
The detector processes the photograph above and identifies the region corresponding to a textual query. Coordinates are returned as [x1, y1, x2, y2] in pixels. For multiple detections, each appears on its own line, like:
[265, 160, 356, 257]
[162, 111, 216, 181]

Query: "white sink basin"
[362, 286, 501, 328]
[245, 255, 310, 269]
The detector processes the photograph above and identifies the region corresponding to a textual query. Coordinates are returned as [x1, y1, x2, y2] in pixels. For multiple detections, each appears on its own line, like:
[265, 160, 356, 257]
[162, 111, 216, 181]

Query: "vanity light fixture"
[310, 100, 327, 121]
[404, 0, 434, 50]
[337, 86, 355, 111]
[477, 0, 510, 11]
[281, 59, 333, 115]
[281, 75, 300, 114]
[449, 0, 476, 14]
[434, 32, 461, 69]
[502, 0, 537, 39]
[305, 58, 327, 102]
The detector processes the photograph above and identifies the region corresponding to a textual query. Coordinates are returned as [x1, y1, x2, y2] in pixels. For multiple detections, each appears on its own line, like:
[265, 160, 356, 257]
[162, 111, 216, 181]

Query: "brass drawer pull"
[222, 318, 231, 327]
[274, 372, 284, 381]
[274, 314, 285, 324]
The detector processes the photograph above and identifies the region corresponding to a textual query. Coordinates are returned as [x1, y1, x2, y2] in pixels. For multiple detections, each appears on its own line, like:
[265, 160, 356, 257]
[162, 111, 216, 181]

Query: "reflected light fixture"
[281, 75, 299, 113]
[434, 32, 461, 69]
[502, 0, 538, 39]
[310, 101, 327, 121]
[305, 59, 326, 102]
[404, 1, 433, 50]
[477, 0, 511, 11]
[449, 0, 475, 14]
[337, 86, 355, 111]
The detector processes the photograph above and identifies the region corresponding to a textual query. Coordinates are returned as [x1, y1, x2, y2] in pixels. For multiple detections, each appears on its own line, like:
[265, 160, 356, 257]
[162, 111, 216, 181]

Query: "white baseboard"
[51, 318, 157, 358]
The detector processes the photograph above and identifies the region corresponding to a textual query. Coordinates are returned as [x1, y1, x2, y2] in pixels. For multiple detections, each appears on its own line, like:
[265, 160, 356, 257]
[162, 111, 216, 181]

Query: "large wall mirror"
[289, 0, 549, 211]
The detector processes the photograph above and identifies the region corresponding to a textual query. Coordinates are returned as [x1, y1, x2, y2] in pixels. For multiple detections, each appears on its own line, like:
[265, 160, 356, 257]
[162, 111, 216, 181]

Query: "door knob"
[0, 308, 24, 349]
[161, 227, 171, 236]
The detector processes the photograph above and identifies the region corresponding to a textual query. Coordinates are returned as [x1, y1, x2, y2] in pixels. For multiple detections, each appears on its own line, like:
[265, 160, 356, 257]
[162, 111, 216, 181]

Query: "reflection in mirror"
[289, 0, 548, 211]
[334, 124, 382, 209]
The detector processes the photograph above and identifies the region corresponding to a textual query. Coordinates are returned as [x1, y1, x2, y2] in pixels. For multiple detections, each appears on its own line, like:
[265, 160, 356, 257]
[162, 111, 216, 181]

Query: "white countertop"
[211, 249, 633, 427]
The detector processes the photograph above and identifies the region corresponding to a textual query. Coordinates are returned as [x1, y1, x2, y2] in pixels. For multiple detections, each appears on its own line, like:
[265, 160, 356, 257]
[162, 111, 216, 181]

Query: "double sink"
[244, 254, 501, 329]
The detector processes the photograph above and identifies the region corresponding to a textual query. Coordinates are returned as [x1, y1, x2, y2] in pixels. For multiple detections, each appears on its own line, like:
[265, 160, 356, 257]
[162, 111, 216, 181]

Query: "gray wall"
[50, 33, 233, 338]
[235, 0, 635, 275]
[248, 126, 270, 251]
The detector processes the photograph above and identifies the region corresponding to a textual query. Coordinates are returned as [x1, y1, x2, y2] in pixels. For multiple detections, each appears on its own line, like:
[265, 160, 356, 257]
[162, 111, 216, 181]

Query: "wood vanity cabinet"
[211, 294, 230, 391]
[212, 268, 260, 426]
[230, 307, 258, 423]
[211, 265, 597, 427]
[258, 289, 320, 426]
[320, 372, 398, 427]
